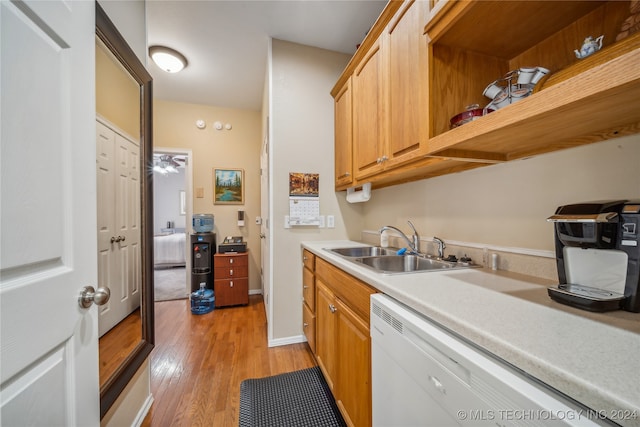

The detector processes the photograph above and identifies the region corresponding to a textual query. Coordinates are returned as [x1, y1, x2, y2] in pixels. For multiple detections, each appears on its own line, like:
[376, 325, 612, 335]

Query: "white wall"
[268, 39, 363, 344]
[97, 0, 147, 65]
[152, 100, 263, 291]
[153, 167, 186, 234]
[362, 134, 640, 252]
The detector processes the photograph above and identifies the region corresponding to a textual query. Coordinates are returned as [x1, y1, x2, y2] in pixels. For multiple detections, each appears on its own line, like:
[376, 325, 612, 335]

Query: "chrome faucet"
[433, 236, 446, 258]
[379, 221, 420, 254]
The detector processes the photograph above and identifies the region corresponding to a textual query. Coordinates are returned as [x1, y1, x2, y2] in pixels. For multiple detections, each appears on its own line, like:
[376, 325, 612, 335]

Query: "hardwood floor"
[99, 309, 141, 387]
[141, 295, 316, 426]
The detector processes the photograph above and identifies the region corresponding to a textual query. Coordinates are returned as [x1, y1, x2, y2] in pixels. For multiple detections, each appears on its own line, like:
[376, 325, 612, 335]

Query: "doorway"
[153, 148, 193, 301]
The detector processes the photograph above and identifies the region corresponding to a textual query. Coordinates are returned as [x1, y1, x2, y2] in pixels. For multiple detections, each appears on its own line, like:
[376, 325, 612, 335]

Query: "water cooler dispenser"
[190, 232, 216, 292]
[190, 214, 216, 314]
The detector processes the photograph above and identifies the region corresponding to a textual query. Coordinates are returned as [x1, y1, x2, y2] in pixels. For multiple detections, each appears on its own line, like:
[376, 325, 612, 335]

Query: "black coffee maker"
[547, 200, 640, 312]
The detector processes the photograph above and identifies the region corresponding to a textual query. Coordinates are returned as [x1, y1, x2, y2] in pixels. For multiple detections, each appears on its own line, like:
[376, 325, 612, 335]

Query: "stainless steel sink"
[325, 246, 480, 274]
[355, 255, 458, 273]
[328, 246, 399, 257]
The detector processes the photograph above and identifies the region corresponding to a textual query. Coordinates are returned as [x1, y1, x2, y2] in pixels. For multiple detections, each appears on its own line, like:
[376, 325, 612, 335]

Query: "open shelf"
[425, 0, 636, 158]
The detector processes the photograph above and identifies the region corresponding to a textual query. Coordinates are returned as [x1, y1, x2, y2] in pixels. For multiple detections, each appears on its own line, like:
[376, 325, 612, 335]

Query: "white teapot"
[574, 35, 604, 59]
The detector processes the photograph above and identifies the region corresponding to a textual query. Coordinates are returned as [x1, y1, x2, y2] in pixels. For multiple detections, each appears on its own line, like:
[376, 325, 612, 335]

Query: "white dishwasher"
[370, 294, 610, 427]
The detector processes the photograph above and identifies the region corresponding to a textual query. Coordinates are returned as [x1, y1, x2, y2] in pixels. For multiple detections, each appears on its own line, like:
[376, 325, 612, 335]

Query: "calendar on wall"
[288, 172, 320, 226]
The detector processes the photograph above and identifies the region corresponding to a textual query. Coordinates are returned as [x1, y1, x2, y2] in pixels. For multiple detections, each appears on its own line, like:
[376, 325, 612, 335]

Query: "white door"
[0, 1, 99, 425]
[96, 121, 141, 336]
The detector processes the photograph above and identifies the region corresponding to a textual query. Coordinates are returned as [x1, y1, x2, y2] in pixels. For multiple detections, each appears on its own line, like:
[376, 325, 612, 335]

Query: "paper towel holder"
[346, 182, 371, 203]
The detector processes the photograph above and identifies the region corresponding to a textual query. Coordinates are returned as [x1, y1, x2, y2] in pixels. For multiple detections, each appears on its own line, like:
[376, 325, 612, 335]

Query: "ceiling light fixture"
[153, 155, 181, 175]
[149, 45, 188, 73]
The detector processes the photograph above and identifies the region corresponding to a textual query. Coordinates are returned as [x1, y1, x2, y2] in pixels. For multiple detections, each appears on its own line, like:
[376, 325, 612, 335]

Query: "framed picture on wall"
[214, 168, 244, 204]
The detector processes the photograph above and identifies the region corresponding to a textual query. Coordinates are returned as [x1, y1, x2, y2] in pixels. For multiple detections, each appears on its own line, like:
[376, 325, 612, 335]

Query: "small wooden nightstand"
[214, 251, 249, 307]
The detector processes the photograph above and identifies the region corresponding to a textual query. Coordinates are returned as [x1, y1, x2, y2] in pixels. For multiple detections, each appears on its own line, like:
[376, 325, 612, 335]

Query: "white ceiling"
[146, 0, 387, 111]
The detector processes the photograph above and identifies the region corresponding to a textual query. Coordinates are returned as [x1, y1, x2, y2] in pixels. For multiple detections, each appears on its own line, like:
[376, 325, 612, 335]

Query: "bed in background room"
[154, 231, 186, 268]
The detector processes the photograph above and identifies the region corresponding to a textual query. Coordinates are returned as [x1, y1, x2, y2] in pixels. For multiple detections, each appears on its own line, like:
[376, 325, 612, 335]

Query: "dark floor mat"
[239, 366, 346, 427]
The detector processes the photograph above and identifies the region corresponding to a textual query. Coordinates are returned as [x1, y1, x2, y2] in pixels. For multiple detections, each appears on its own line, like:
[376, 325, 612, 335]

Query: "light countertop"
[302, 240, 640, 427]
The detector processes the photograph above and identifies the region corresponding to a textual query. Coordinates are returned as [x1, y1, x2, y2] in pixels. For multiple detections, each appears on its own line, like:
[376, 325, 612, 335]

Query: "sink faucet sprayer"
[379, 221, 420, 254]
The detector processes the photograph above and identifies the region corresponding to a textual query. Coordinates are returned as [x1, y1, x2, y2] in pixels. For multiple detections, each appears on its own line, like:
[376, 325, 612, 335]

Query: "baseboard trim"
[132, 395, 154, 427]
[268, 334, 306, 348]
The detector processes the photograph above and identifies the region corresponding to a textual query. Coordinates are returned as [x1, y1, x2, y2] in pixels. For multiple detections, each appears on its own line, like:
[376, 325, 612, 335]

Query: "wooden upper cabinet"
[334, 78, 353, 190]
[331, 0, 640, 190]
[385, 0, 428, 168]
[335, 0, 429, 187]
[352, 38, 386, 180]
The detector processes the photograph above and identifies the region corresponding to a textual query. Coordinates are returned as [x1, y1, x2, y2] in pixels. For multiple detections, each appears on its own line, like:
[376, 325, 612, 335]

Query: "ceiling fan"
[153, 154, 185, 174]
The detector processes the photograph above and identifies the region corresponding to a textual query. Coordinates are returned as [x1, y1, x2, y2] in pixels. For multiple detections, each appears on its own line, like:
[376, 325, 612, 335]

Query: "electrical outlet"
[327, 215, 335, 228]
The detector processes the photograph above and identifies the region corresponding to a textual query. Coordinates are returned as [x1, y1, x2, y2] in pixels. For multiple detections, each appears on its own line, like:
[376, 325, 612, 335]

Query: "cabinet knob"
[230, 258, 234, 264]
[230, 281, 234, 287]
[303, 322, 309, 328]
[303, 285, 308, 289]
[329, 304, 337, 313]
[230, 269, 234, 276]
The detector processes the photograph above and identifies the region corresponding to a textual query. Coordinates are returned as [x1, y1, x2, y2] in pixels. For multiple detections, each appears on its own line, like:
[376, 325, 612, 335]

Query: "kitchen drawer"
[303, 302, 316, 353]
[303, 266, 315, 310]
[303, 249, 315, 271]
[214, 278, 248, 307]
[215, 265, 248, 280]
[316, 257, 377, 324]
[214, 252, 248, 268]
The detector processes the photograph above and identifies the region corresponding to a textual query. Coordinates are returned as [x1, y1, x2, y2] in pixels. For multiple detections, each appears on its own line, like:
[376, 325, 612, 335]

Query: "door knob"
[78, 285, 111, 308]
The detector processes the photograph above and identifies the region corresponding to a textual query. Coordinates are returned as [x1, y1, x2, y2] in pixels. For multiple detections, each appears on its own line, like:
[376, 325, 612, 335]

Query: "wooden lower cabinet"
[335, 298, 371, 427]
[316, 280, 338, 391]
[314, 258, 376, 427]
[214, 252, 249, 307]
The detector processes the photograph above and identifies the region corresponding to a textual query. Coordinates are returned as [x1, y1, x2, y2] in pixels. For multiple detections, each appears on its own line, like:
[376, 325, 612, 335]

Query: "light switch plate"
[327, 215, 335, 228]
[196, 187, 204, 198]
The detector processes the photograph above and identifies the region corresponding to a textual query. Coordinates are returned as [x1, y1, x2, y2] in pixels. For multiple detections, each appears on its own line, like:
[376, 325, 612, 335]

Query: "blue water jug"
[190, 283, 215, 314]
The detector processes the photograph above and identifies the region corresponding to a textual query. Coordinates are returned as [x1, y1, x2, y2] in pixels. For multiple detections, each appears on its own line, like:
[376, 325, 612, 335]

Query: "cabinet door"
[334, 77, 353, 190]
[386, 0, 427, 168]
[214, 278, 248, 307]
[302, 302, 316, 353]
[302, 266, 315, 311]
[336, 298, 372, 427]
[315, 280, 337, 392]
[353, 38, 386, 180]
